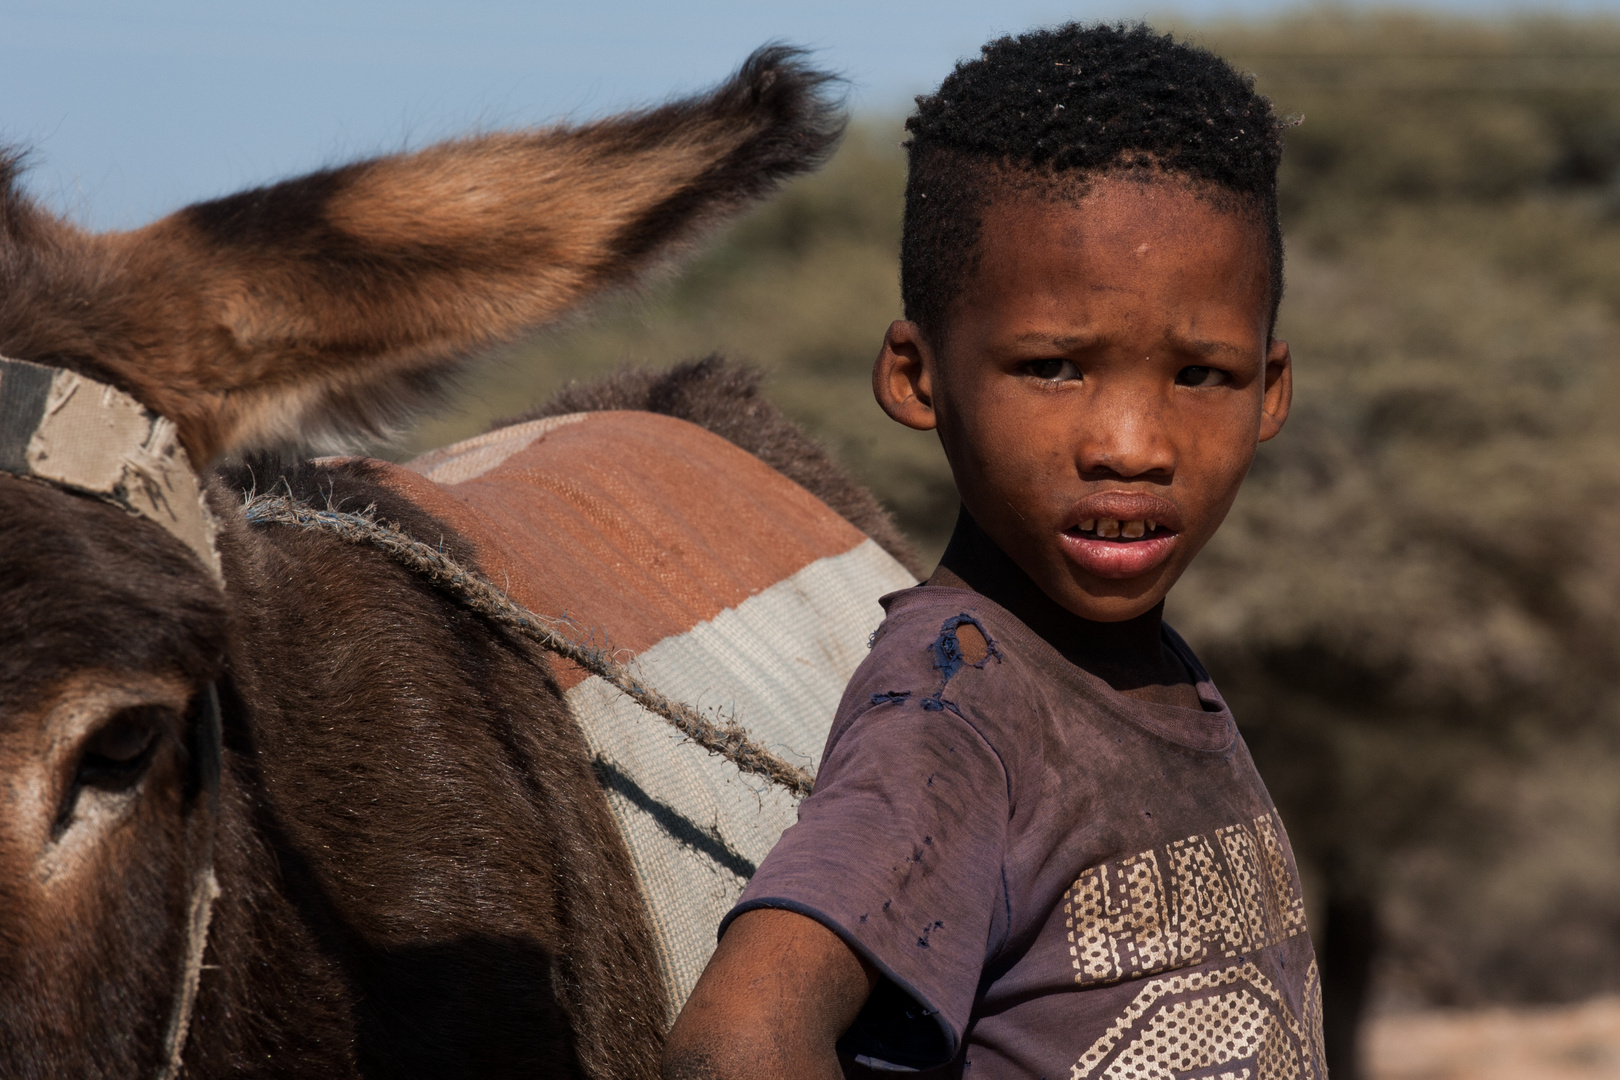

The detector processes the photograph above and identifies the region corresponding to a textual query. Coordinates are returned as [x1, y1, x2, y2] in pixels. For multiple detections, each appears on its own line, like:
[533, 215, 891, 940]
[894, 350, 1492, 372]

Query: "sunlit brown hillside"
[410, 13, 1620, 1078]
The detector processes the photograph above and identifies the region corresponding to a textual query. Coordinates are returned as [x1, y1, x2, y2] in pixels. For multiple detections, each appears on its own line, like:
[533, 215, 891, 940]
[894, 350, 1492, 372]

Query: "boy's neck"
[930, 509, 1205, 709]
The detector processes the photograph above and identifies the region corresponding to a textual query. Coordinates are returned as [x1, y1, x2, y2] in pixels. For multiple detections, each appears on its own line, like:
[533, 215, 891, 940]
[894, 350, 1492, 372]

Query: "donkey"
[0, 50, 915, 1079]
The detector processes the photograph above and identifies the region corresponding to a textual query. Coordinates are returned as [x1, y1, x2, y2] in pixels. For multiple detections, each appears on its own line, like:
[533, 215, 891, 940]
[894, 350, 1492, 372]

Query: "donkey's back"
[361, 367, 916, 1006]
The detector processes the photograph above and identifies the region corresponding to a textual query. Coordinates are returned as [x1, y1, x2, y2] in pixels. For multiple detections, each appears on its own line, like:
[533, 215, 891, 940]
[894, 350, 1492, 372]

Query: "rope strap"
[157, 869, 220, 1080]
[242, 493, 817, 799]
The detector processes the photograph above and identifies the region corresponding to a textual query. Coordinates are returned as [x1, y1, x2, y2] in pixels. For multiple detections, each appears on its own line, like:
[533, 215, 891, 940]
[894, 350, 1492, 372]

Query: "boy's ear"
[873, 320, 939, 431]
[81, 46, 842, 463]
[1258, 337, 1292, 443]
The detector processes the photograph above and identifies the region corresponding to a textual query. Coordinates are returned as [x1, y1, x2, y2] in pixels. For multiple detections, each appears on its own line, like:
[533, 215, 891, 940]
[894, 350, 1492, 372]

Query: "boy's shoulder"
[847, 582, 1236, 761]
[841, 583, 1081, 747]
[867, 582, 1048, 686]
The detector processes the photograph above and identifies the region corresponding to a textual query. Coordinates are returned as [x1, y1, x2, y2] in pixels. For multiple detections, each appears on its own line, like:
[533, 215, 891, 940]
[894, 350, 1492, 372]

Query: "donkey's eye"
[54, 707, 167, 836]
[1026, 358, 1081, 383]
[1175, 365, 1228, 388]
[77, 708, 163, 785]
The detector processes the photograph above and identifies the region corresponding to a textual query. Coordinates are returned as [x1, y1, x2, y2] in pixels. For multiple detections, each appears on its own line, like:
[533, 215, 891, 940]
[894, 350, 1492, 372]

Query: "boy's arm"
[662, 907, 879, 1080]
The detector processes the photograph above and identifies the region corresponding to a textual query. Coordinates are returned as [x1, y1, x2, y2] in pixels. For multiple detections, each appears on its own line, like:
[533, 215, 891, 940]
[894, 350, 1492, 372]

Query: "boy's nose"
[1074, 390, 1176, 480]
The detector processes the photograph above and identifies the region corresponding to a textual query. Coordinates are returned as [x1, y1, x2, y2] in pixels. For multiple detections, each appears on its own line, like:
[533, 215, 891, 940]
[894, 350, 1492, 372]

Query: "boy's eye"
[1026, 359, 1081, 382]
[1175, 365, 1228, 387]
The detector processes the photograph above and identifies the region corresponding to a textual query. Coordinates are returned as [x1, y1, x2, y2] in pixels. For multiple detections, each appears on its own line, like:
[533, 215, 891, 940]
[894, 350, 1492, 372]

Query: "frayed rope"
[242, 492, 816, 799]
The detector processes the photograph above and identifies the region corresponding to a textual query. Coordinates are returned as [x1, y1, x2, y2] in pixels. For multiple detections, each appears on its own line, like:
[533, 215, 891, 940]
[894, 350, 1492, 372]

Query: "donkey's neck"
[183, 763, 362, 1076]
[193, 462, 666, 1078]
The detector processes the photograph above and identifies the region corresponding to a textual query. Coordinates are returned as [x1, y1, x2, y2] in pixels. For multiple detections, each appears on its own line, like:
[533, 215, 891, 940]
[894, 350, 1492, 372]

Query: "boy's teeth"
[1075, 517, 1166, 539]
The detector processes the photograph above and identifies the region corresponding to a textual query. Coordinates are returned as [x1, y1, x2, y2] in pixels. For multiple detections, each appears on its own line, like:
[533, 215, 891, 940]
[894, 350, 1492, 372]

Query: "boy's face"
[875, 175, 1291, 623]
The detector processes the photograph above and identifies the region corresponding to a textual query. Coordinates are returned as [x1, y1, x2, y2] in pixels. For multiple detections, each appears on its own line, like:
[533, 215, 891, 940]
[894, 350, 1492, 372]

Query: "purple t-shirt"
[725, 584, 1326, 1078]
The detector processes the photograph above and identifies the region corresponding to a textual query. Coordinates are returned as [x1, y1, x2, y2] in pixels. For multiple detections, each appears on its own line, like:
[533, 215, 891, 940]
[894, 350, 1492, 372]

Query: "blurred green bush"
[409, 10, 1620, 1066]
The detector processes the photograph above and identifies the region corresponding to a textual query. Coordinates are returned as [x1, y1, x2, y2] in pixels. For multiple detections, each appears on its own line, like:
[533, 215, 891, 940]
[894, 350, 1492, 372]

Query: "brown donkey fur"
[0, 49, 880, 1079]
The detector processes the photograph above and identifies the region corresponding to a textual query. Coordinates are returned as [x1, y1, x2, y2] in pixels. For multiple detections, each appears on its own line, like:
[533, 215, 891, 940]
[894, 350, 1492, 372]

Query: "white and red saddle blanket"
[367, 410, 915, 1010]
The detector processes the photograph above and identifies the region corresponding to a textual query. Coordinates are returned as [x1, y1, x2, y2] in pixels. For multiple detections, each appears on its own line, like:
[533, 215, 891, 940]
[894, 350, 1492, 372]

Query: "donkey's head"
[0, 48, 840, 1076]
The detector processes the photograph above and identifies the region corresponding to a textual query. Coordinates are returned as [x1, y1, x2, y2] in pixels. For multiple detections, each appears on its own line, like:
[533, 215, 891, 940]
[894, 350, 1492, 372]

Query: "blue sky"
[4, 0, 1614, 230]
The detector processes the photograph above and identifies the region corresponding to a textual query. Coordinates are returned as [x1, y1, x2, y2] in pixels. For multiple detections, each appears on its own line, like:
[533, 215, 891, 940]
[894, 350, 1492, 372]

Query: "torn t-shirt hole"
[955, 622, 990, 666]
[932, 613, 999, 679]
[923, 613, 1002, 712]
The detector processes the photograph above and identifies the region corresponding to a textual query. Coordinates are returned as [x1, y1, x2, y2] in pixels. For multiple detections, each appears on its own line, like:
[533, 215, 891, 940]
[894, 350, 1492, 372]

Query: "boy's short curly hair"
[902, 23, 1287, 340]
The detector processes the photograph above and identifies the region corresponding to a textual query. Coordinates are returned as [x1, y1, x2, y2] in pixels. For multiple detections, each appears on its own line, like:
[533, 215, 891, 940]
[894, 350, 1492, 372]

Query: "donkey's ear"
[96, 46, 842, 462]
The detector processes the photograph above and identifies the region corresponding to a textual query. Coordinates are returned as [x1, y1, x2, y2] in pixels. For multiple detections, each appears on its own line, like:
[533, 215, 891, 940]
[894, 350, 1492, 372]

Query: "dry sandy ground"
[1367, 998, 1620, 1079]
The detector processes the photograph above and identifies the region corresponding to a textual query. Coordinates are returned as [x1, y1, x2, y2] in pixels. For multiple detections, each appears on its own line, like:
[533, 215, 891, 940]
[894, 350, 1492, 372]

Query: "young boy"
[664, 23, 1317, 1079]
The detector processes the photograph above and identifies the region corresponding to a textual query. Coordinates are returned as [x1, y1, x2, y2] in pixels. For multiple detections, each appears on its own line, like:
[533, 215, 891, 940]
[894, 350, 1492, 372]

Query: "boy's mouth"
[1057, 496, 1183, 580]
[1068, 518, 1168, 541]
